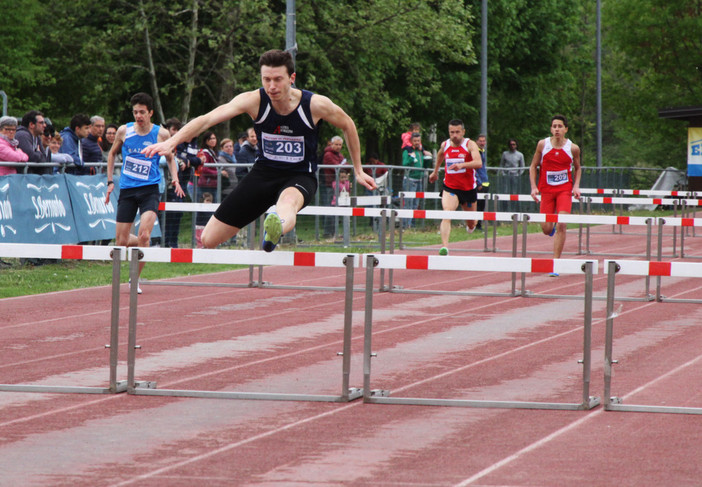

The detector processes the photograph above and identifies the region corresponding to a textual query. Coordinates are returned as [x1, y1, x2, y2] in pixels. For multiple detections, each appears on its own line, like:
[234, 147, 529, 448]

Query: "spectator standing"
[401, 132, 426, 228]
[59, 114, 91, 175]
[400, 122, 422, 150]
[475, 134, 489, 230]
[162, 118, 199, 248]
[218, 138, 238, 199]
[196, 131, 228, 201]
[0, 116, 29, 174]
[500, 138, 525, 200]
[100, 124, 119, 161]
[15, 110, 49, 174]
[331, 169, 352, 206]
[235, 127, 257, 180]
[320, 135, 346, 237]
[529, 114, 581, 269]
[234, 131, 247, 153]
[81, 115, 105, 174]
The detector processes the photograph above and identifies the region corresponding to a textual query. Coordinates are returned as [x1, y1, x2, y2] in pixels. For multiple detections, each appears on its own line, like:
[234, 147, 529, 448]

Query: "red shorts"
[540, 191, 572, 214]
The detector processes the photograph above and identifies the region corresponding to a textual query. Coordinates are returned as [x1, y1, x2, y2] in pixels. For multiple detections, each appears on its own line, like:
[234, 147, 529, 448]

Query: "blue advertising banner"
[0, 174, 161, 244]
[65, 174, 119, 242]
[0, 174, 78, 243]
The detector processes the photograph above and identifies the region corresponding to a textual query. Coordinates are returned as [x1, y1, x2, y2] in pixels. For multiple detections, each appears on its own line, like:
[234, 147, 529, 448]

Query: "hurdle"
[362, 254, 600, 410]
[153, 200, 394, 292]
[603, 260, 702, 414]
[399, 191, 699, 259]
[0, 244, 128, 394]
[125, 247, 364, 402]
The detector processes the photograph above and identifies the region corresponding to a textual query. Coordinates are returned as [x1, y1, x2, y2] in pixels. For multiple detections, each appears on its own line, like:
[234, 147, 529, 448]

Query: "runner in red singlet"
[428, 119, 482, 256]
[528, 114, 581, 267]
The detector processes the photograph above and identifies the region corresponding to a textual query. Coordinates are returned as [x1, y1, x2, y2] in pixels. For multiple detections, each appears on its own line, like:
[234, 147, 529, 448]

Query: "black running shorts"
[214, 164, 318, 229]
[116, 184, 161, 223]
[441, 185, 478, 206]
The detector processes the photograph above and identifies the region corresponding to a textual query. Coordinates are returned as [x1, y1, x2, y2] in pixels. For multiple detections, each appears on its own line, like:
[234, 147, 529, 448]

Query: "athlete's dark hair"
[130, 92, 154, 112]
[259, 49, 295, 76]
[448, 119, 464, 128]
[551, 114, 569, 128]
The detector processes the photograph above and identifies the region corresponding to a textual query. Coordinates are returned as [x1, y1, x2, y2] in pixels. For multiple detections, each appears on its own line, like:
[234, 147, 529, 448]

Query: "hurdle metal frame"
[604, 260, 702, 414]
[362, 254, 601, 411]
[126, 248, 363, 402]
[0, 244, 128, 395]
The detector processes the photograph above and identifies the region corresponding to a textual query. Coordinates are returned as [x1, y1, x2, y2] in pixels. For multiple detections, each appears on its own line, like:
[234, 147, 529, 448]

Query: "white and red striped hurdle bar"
[366, 253, 597, 275]
[135, 247, 356, 268]
[581, 188, 698, 197]
[0, 243, 124, 261]
[604, 259, 702, 277]
[157, 201, 702, 229]
[399, 191, 702, 207]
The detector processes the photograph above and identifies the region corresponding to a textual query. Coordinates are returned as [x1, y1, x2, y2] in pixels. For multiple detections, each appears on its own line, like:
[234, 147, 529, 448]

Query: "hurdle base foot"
[111, 380, 129, 394]
[586, 396, 601, 409]
[134, 380, 157, 390]
[605, 396, 623, 410]
[346, 388, 363, 401]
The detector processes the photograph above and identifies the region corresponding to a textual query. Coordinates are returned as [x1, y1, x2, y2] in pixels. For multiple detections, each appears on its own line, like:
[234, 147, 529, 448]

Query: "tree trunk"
[180, 0, 199, 123]
[138, 0, 166, 123]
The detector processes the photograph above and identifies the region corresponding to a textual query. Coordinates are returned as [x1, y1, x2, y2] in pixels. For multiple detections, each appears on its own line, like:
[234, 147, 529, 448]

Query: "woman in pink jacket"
[0, 116, 29, 175]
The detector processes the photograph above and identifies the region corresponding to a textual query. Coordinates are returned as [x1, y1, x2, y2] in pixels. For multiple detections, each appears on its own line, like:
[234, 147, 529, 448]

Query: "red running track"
[1, 225, 702, 486]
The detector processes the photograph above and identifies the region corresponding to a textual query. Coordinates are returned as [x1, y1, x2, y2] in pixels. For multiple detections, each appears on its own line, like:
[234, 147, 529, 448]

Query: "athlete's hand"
[173, 181, 185, 198]
[142, 140, 175, 158]
[428, 171, 438, 184]
[104, 182, 114, 204]
[573, 186, 581, 200]
[530, 187, 540, 203]
[355, 171, 377, 191]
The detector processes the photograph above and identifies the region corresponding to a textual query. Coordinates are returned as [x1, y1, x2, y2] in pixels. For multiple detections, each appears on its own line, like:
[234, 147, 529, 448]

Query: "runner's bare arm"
[529, 139, 545, 202]
[429, 141, 447, 183]
[105, 125, 126, 204]
[464, 140, 483, 170]
[311, 94, 376, 190]
[142, 90, 261, 158]
[571, 143, 582, 199]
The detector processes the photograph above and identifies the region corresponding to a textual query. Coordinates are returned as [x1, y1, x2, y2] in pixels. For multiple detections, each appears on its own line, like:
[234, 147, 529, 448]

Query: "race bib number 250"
[261, 132, 305, 163]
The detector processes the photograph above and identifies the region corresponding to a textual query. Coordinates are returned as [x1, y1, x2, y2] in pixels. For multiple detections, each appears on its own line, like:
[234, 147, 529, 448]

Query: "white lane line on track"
[452, 351, 702, 487]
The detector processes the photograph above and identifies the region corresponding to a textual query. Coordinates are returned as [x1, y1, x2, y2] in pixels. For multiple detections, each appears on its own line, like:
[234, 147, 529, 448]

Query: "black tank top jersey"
[254, 87, 321, 173]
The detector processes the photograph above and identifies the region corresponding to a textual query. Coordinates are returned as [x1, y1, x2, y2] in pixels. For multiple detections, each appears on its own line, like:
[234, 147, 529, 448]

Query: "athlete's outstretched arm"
[142, 90, 261, 158]
[312, 95, 376, 191]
